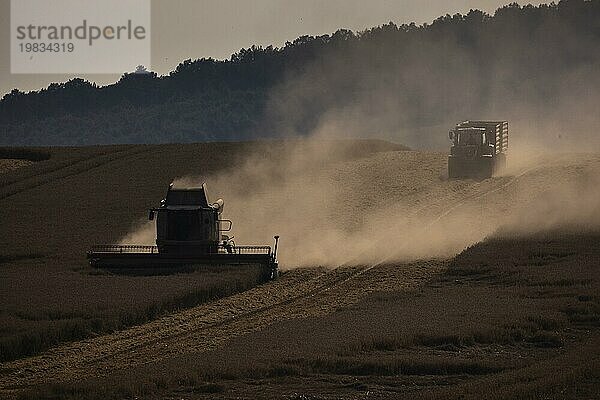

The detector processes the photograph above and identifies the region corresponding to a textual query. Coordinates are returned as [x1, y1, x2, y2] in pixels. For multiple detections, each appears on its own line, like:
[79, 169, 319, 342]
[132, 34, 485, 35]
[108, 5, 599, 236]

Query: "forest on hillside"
[0, 0, 599, 146]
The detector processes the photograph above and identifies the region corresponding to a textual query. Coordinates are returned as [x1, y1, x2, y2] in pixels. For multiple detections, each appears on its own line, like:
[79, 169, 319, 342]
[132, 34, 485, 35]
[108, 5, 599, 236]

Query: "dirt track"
[0, 159, 33, 175]
[0, 262, 444, 393]
[1, 149, 599, 396]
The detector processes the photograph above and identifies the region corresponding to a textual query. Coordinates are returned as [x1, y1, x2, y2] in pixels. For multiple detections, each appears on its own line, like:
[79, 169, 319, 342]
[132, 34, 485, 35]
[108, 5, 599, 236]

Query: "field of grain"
[0, 140, 406, 361]
[0, 160, 34, 174]
[0, 140, 599, 399]
[6, 232, 599, 400]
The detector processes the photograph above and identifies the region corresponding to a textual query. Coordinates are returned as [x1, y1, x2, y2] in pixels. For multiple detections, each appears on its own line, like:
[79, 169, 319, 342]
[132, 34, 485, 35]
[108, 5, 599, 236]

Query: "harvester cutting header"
[88, 183, 279, 279]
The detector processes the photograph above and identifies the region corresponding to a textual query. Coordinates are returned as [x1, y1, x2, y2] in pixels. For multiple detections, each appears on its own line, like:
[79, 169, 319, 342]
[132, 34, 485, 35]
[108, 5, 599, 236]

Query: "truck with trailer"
[448, 120, 509, 179]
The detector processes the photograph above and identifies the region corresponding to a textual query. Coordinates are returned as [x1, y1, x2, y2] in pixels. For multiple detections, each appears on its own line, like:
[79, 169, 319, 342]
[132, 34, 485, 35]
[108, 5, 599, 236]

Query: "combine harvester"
[448, 120, 509, 179]
[88, 183, 279, 280]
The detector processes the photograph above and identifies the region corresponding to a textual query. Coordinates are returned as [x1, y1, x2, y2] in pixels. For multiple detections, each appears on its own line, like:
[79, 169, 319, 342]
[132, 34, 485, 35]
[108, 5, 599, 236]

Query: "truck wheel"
[480, 157, 494, 179]
[448, 158, 457, 179]
[494, 154, 507, 175]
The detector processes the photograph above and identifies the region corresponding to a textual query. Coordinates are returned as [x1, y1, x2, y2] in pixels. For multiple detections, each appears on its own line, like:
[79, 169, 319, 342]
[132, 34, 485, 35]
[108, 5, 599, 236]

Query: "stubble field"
[0, 140, 599, 399]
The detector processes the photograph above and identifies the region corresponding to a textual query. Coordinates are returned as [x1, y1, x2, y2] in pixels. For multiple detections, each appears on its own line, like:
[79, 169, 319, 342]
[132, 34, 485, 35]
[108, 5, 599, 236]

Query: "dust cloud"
[225, 7, 600, 266]
[119, 218, 155, 245]
[258, 6, 600, 153]
[221, 17, 600, 266]
[119, 5, 600, 266]
[501, 154, 600, 236]
[118, 69, 600, 268]
[167, 137, 600, 269]
[119, 132, 600, 268]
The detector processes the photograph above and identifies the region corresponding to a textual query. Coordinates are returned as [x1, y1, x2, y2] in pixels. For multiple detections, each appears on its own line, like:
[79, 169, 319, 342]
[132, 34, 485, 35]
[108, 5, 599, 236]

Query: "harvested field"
[6, 231, 600, 400]
[0, 140, 599, 399]
[0, 140, 405, 361]
[0, 160, 33, 174]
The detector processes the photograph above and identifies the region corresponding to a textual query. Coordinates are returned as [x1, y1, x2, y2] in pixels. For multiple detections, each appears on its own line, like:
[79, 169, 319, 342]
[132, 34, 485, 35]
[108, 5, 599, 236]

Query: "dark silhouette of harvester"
[87, 183, 279, 279]
[448, 121, 509, 179]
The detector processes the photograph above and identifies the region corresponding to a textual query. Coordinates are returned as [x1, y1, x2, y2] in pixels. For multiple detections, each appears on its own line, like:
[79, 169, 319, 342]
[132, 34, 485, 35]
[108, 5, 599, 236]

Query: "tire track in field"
[0, 161, 547, 393]
[0, 150, 118, 189]
[0, 259, 441, 393]
[407, 159, 547, 226]
[0, 146, 151, 201]
[424, 163, 546, 229]
[0, 268, 329, 389]
[337, 162, 545, 269]
[301, 163, 544, 338]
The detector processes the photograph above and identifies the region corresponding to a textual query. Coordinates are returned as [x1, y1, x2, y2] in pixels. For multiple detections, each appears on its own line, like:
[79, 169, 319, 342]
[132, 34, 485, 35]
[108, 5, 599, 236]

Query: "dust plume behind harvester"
[448, 121, 509, 179]
[87, 183, 279, 279]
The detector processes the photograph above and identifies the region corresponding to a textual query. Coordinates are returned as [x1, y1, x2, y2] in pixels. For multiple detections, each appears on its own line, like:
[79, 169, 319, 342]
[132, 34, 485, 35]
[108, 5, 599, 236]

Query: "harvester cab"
[88, 182, 279, 280]
[148, 183, 231, 255]
[448, 120, 508, 179]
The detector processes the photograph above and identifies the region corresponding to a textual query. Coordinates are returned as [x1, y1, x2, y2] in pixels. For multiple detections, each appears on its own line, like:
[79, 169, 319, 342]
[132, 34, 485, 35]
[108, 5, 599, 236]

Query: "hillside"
[0, 140, 598, 399]
[0, 139, 405, 362]
[1, 0, 599, 147]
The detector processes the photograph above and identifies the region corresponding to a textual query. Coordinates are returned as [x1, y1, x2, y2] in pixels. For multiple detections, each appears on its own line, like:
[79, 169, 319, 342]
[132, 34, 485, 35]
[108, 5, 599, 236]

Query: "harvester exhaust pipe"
[211, 198, 224, 213]
[273, 235, 280, 263]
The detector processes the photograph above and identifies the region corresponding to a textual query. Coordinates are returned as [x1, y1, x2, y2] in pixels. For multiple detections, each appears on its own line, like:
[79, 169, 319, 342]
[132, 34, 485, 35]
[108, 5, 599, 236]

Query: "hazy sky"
[0, 0, 547, 96]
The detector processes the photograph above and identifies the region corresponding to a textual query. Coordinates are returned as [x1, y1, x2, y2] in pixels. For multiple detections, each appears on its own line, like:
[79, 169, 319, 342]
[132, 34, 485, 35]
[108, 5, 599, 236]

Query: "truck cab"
[449, 127, 494, 158]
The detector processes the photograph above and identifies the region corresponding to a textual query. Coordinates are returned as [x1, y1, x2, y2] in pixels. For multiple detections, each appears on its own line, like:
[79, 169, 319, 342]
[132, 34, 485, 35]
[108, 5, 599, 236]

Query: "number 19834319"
[19, 42, 74, 53]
